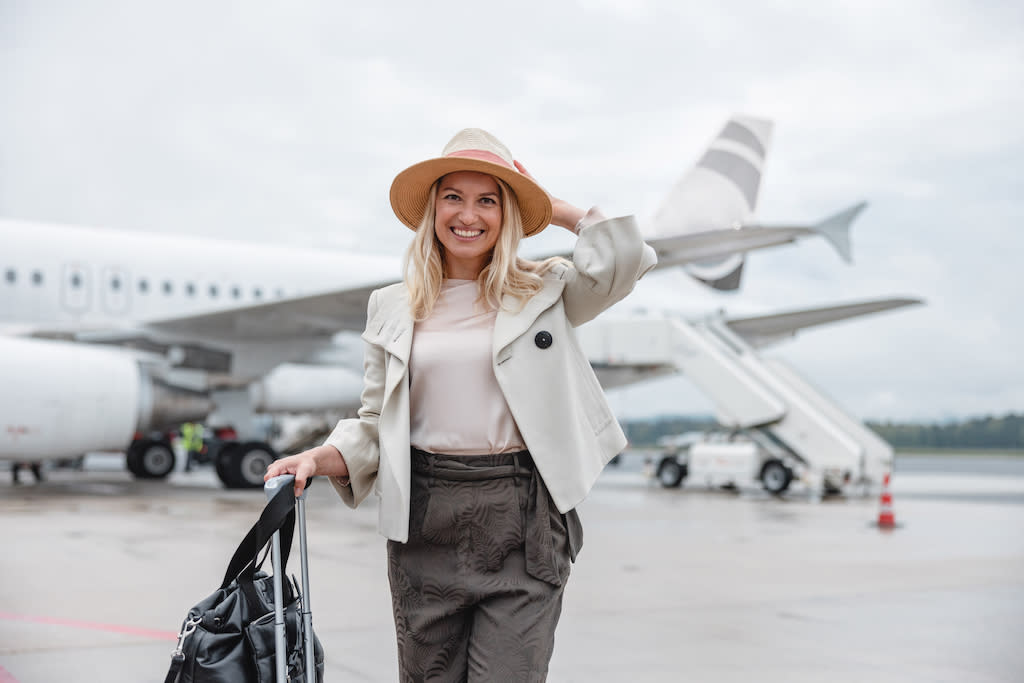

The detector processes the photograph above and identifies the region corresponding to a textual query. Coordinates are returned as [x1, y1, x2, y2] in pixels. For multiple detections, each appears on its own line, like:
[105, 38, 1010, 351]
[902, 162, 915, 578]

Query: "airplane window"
[163, 281, 173, 295]
[32, 271, 43, 286]
[71, 273, 82, 288]
[111, 276, 121, 291]
[253, 288, 263, 299]
[209, 284, 218, 298]
[185, 283, 196, 297]
[138, 279, 149, 293]
[275, 288, 285, 298]
[231, 286, 241, 299]
[4, 269, 15, 284]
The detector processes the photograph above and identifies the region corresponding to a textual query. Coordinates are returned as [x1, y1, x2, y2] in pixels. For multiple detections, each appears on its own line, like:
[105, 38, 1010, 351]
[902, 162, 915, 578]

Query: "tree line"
[621, 413, 1024, 450]
[867, 413, 1024, 449]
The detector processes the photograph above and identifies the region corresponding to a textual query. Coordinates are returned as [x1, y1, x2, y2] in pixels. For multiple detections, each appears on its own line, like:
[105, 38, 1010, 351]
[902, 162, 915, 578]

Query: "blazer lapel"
[383, 317, 413, 365]
[493, 278, 566, 360]
[363, 287, 413, 402]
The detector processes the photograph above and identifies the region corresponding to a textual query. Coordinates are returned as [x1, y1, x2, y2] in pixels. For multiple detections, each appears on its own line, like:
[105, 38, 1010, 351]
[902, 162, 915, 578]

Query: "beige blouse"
[408, 279, 526, 455]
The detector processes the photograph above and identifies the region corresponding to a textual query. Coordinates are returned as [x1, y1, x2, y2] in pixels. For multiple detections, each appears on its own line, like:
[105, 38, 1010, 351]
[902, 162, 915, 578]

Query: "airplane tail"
[648, 115, 773, 291]
[811, 202, 865, 264]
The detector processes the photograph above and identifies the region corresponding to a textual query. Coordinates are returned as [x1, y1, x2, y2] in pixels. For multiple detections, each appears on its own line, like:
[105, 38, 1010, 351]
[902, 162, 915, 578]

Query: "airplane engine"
[0, 337, 211, 460]
[249, 362, 363, 414]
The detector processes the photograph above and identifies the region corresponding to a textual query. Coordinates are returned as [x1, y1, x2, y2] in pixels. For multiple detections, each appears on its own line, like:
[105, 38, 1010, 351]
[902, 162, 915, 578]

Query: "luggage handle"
[264, 474, 317, 683]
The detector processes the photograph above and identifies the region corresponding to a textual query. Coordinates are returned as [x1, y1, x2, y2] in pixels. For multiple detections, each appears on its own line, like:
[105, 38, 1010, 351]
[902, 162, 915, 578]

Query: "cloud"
[1, 0, 1022, 420]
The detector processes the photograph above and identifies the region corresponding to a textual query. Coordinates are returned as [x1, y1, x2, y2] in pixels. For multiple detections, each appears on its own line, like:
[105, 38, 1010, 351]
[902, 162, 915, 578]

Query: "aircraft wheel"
[214, 442, 237, 483]
[217, 441, 277, 489]
[656, 456, 687, 488]
[125, 444, 144, 477]
[126, 439, 175, 479]
[760, 459, 793, 495]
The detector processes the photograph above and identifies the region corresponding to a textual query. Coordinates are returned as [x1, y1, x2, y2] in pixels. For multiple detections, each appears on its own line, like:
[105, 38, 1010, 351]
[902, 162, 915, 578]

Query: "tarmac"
[1, 453, 1023, 683]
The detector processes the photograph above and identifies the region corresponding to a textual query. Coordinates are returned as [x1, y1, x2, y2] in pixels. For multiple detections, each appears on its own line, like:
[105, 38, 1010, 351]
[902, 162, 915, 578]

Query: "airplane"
[0, 115, 889, 488]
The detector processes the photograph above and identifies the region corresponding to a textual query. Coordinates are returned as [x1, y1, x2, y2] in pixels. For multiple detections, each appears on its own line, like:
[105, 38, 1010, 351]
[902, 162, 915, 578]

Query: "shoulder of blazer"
[364, 283, 411, 342]
[371, 283, 408, 316]
[374, 281, 408, 303]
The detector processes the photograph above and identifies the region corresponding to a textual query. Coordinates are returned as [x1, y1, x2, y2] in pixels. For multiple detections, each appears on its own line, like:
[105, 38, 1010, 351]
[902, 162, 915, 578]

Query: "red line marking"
[0, 612, 177, 641]
[0, 665, 21, 683]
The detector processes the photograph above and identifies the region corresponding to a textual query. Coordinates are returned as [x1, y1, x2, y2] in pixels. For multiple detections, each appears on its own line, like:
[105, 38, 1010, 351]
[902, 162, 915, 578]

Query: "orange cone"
[876, 472, 897, 528]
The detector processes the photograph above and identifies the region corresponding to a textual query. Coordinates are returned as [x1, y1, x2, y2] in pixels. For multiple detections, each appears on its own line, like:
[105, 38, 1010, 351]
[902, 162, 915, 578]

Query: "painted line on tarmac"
[0, 612, 177, 641]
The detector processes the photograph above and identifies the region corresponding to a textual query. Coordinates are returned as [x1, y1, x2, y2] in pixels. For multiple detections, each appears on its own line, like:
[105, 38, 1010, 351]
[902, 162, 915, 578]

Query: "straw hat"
[389, 128, 553, 237]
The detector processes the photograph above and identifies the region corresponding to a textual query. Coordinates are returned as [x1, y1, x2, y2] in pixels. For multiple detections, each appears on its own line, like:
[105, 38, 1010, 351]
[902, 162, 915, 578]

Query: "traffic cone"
[876, 472, 897, 528]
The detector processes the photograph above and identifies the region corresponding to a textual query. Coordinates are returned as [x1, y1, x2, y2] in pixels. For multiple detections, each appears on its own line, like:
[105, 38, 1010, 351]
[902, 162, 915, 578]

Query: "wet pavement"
[1, 453, 1022, 682]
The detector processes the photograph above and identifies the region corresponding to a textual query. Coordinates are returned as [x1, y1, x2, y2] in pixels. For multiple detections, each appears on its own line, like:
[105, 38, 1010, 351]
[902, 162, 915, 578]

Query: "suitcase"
[165, 474, 323, 683]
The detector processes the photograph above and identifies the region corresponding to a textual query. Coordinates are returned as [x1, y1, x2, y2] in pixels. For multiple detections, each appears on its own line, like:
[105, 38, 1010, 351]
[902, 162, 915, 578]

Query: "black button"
[534, 331, 553, 349]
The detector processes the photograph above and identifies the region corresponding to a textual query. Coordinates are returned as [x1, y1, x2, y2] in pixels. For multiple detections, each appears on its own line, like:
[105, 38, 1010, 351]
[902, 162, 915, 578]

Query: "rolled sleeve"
[561, 212, 657, 326]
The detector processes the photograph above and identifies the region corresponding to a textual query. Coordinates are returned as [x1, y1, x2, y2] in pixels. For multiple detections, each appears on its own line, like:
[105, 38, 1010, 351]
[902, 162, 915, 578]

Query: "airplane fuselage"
[0, 218, 402, 329]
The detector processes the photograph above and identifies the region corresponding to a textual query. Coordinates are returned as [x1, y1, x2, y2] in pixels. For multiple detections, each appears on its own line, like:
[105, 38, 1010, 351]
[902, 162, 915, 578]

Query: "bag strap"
[220, 484, 296, 589]
[164, 652, 184, 683]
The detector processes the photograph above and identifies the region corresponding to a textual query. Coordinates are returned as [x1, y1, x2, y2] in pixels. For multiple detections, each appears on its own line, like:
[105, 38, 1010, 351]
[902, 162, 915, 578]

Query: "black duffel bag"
[165, 483, 324, 682]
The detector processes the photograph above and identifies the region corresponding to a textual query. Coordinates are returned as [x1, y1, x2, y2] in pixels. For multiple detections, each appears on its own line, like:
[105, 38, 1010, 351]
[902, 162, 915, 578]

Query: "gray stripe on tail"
[696, 261, 745, 291]
[720, 121, 767, 159]
[698, 149, 762, 210]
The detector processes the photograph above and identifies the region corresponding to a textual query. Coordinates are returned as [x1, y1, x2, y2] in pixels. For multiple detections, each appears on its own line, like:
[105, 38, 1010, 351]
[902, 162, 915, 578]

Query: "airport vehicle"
[0, 116, 878, 488]
[656, 432, 821, 494]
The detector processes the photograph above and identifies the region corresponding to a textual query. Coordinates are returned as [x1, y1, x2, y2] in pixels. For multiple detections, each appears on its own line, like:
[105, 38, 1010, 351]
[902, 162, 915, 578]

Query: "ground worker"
[180, 423, 205, 472]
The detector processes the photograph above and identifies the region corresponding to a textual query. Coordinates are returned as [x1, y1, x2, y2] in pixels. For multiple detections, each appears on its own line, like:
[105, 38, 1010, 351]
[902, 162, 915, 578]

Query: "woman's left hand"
[514, 160, 585, 233]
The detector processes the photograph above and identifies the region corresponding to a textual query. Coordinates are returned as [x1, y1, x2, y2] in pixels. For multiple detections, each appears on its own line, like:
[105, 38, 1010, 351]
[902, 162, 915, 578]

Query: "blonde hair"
[403, 176, 565, 321]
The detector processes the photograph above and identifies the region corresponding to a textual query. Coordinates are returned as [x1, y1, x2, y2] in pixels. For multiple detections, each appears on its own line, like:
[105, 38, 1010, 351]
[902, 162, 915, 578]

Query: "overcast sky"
[2, 0, 1022, 422]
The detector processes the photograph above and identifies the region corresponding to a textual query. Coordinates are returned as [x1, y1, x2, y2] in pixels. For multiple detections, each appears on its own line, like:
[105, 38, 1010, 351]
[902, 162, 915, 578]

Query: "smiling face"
[433, 171, 503, 279]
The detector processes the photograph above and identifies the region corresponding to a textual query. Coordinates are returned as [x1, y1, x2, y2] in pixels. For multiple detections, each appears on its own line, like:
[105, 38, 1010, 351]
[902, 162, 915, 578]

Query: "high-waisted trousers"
[387, 449, 583, 683]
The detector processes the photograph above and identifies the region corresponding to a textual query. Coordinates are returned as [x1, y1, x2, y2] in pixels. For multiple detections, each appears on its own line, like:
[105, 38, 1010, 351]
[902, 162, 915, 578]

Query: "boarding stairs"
[579, 314, 893, 492]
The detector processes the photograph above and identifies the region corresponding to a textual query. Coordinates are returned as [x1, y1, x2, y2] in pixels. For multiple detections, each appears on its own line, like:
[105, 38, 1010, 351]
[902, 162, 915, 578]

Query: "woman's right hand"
[264, 444, 348, 497]
[513, 160, 585, 232]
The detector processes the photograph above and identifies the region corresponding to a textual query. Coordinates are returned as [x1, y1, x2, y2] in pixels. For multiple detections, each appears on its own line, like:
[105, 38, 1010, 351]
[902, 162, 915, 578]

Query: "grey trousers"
[387, 449, 583, 683]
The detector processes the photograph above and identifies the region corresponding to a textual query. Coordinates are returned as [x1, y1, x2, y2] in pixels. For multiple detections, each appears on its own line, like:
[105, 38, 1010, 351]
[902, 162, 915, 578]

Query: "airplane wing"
[532, 225, 823, 272]
[141, 281, 388, 340]
[647, 226, 819, 268]
[30, 281, 394, 373]
[533, 202, 865, 273]
[650, 201, 866, 270]
[724, 297, 924, 348]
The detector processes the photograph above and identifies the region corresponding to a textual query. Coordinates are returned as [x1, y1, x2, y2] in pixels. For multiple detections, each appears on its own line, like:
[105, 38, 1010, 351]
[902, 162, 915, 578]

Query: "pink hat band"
[444, 148, 515, 170]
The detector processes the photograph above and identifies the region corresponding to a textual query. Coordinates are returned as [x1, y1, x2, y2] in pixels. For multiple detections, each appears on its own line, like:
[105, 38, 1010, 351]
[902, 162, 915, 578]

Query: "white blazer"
[325, 215, 657, 542]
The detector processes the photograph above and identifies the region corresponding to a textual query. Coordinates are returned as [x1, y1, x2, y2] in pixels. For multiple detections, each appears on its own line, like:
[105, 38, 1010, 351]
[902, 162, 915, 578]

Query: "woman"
[266, 128, 656, 681]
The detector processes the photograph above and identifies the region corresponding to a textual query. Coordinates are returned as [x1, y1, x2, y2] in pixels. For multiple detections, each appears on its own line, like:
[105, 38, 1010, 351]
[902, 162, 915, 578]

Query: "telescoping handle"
[264, 475, 292, 683]
[263, 474, 316, 683]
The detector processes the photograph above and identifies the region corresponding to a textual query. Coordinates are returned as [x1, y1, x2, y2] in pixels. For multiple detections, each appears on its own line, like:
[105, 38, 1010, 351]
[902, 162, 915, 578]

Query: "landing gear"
[126, 438, 176, 479]
[656, 455, 688, 488]
[215, 441, 278, 489]
[760, 458, 793, 495]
